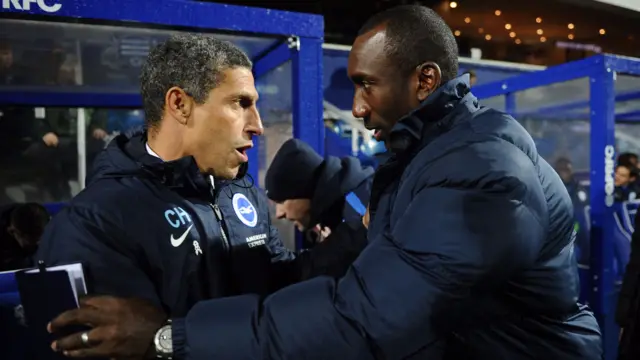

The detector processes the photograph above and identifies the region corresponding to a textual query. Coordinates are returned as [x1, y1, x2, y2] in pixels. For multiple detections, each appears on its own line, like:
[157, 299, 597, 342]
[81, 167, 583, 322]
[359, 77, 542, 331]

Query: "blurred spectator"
[554, 156, 590, 272]
[554, 157, 588, 205]
[265, 138, 373, 278]
[0, 40, 15, 81]
[22, 41, 78, 201]
[619, 152, 639, 169]
[0, 203, 50, 271]
[0, 39, 80, 203]
[21, 107, 77, 201]
[464, 69, 477, 86]
[615, 164, 638, 202]
[0, 40, 40, 204]
[266, 138, 372, 235]
[86, 109, 145, 168]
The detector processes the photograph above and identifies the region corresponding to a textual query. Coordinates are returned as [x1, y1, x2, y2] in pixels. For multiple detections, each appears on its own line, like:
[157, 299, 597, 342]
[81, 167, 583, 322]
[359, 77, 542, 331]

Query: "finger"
[53, 328, 101, 353]
[78, 294, 101, 307]
[80, 295, 117, 308]
[59, 328, 120, 359]
[62, 346, 106, 359]
[49, 308, 108, 333]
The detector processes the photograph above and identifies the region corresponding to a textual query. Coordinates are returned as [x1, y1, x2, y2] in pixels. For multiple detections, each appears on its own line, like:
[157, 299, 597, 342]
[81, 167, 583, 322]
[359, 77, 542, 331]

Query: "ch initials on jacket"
[164, 207, 202, 255]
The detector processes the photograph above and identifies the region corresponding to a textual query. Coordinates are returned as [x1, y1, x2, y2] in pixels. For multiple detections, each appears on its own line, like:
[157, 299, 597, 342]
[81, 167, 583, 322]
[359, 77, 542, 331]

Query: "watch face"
[158, 326, 172, 352]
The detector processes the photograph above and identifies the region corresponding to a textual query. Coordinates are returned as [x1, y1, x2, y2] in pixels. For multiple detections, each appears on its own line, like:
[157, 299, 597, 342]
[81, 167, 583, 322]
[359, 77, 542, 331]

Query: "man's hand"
[42, 132, 59, 147]
[92, 128, 108, 140]
[312, 224, 332, 243]
[49, 296, 166, 359]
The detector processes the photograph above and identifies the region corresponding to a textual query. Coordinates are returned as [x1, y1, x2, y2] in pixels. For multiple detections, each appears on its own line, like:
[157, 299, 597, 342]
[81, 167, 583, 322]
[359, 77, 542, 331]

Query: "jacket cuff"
[172, 318, 187, 360]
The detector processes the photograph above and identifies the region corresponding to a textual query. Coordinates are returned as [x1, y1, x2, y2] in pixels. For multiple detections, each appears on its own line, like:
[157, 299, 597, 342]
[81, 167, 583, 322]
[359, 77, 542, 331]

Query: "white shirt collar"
[145, 143, 162, 160]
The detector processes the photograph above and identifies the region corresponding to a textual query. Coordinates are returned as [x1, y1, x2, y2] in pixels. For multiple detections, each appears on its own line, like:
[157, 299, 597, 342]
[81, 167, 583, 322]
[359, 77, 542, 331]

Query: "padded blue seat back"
[574, 203, 590, 266]
[574, 203, 591, 303]
[621, 200, 640, 233]
[612, 202, 632, 281]
[43, 202, 67, 216]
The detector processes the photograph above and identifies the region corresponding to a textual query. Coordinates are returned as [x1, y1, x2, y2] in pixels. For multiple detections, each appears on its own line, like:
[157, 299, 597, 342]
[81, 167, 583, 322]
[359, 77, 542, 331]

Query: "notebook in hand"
[0, 262, 90, 360]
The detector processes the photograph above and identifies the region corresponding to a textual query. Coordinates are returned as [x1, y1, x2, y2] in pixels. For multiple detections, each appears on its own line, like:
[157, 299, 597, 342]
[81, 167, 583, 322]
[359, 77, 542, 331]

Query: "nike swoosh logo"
[170, 224, 194, 247]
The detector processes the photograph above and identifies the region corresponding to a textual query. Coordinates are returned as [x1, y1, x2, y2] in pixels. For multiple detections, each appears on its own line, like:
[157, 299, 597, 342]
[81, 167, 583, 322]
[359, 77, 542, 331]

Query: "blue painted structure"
[473, 54, 640, 360]
[0, 0, 324, 208]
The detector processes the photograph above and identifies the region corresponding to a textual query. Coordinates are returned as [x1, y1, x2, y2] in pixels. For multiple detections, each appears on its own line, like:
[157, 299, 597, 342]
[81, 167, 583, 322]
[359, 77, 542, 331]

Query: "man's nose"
[275, 204, 285, 219]
[352, 93, 370, 119]
[246, 107, 264, 137]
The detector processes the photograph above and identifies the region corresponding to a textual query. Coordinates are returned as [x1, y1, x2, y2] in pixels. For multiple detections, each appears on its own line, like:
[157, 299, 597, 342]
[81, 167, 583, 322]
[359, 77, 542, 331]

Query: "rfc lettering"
[2, 0, 62, 13]
[604, 145, 615, 207]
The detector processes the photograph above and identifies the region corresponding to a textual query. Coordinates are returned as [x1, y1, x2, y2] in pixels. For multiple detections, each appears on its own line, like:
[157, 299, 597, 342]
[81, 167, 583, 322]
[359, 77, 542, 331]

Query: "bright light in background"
[515, 38, 522, 44]
[454, 30, 461, 36]
[568, 23, 575, 29]
[505, 23, 512, 30]
[536, 17, 543, 23]
[540, 36, 547, 42]
[495, 10, 502, 16]
[449, 1, 458, 8]
[485, 34, 492, 40]
[599, 28, 606, 35]
[509, 32, 516, 38]
[464, 17, 471, 23]
[537, 29, 544, 35]
[568, 34, 574, 40]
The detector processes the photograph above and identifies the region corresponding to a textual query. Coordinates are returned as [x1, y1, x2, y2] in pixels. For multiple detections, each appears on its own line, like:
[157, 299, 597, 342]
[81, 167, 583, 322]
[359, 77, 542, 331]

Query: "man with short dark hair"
[615, 163, 638, 201]
[619, 152, 639, 169]
[47, 6, 601, 360]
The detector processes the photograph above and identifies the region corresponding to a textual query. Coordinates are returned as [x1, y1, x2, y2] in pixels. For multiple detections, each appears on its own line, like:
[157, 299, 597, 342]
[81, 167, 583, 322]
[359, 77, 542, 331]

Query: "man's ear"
[414, 62, 442, 102]
[164, 87, 194, 125]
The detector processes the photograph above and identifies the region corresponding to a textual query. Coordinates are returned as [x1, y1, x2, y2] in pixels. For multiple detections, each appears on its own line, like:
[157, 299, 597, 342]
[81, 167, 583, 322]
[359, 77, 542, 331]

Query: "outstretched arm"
[176, 183, 544, 359]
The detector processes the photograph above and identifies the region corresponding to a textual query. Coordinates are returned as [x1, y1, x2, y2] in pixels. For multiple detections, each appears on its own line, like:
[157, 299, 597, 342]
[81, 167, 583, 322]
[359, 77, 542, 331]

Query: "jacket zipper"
[209, 176, 230, 252]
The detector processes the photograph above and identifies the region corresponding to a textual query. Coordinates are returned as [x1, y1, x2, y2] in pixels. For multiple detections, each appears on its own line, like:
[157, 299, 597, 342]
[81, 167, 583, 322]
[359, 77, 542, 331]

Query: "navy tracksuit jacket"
[36, 130, 302, 317]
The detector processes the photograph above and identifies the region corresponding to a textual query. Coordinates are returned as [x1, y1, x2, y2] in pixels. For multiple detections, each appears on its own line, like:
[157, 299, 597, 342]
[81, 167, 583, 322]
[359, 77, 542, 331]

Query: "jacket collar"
[387, 74, 477, 158]
[121, 131, 248, 194]
[367, 75, 478, 217]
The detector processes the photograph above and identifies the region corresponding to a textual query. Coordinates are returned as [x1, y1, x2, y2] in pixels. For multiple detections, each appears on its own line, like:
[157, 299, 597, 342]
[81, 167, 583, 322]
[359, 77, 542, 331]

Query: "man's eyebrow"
[350, 70, 379, 83]
[350, 74, 367, 83]
[226, 91, 259, 102]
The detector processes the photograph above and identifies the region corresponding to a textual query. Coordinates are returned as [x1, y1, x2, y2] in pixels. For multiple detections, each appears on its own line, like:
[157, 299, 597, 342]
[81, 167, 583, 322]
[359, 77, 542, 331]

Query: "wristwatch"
[153, 320, 173, 359]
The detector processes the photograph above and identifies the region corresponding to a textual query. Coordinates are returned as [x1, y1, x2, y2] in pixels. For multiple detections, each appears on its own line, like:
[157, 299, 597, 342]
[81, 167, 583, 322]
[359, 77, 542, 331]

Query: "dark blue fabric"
[177, 76, 602, 359]
[35, 130, 296, 317]
[321, 157, 373, 227]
